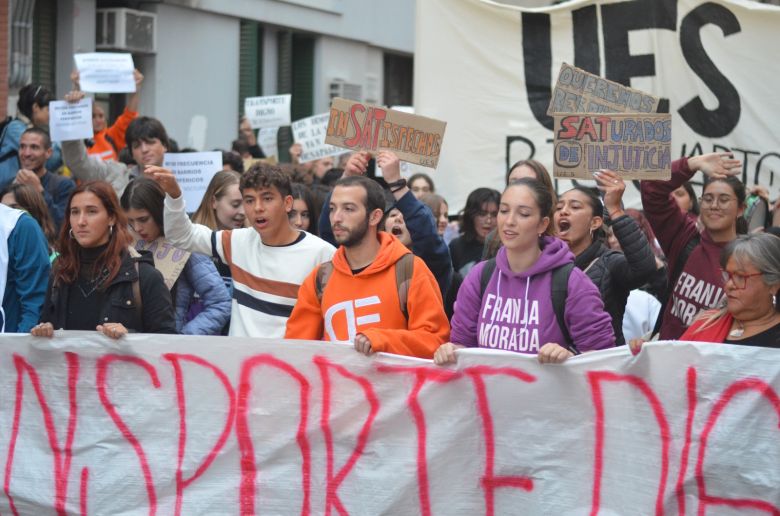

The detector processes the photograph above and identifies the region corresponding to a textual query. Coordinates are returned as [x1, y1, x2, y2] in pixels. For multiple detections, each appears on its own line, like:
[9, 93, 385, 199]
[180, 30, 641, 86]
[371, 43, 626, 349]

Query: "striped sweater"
[163, 194, 335, 337]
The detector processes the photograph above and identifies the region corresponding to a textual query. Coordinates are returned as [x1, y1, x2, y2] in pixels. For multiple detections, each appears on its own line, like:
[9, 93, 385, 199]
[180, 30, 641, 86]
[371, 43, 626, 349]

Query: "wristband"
[387, 178, 407, 193]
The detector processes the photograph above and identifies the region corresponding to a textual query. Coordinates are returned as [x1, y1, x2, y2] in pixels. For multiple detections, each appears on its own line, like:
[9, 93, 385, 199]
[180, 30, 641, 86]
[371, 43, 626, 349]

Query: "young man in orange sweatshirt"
[285, 171, 450, 359]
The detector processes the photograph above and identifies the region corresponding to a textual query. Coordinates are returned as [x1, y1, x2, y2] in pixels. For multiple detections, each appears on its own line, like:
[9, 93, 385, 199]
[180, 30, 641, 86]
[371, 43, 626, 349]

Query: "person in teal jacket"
[0, 204, 50, 332]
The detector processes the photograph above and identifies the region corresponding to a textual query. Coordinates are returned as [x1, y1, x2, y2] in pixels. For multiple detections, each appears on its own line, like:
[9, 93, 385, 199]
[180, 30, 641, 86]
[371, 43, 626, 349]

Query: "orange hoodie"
[285, 232, 450, 358]
[87, 108, 138, 162]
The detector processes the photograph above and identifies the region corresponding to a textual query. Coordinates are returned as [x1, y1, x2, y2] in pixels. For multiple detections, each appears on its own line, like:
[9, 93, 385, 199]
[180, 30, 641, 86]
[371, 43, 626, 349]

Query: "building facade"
[3, 0, 414, 156]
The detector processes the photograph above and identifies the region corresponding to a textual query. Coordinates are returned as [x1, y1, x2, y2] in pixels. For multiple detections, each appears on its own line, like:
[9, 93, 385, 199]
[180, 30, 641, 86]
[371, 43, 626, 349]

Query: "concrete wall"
[314, 36, 384, 113]
[162, 0, 415, 54]
[138, 3, 240, 151]
[55, 0, 96, 98]
[50, 0, 414, 151]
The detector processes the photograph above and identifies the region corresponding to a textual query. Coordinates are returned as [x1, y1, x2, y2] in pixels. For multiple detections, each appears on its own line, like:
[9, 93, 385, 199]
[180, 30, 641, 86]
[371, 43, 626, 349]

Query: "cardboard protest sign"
[553, 113, 672, 180]
[242, 156, 278, 172]
[132, 237, 190, 290]
[292, 113, 350, 163]
[547, 62, 661, 116]
[163, 151, 222, 210]
[74, 52, 135, 93]
[49, 98, 93, 142]
[244, 95, 291, 129]
[0, 332, 777, 514]
[257, 126, 279, 158]
[325, 97, 446, 169]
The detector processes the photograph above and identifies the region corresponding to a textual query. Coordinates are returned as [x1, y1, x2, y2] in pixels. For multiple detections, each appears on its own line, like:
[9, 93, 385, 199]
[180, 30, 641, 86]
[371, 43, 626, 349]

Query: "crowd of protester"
[2, 78, 779, 355]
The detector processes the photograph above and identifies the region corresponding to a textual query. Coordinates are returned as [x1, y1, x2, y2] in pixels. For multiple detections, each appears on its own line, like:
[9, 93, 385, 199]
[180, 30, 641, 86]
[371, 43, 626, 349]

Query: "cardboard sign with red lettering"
[547, 62, 661, 116]
[324, 97, 446, 169]
[0, 332, 777, 514]
[553, 113, 672, 180]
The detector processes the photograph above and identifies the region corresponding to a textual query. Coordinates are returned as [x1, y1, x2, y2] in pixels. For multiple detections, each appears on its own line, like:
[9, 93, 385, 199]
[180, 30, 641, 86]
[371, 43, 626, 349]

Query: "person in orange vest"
[71, 69, 144, 162]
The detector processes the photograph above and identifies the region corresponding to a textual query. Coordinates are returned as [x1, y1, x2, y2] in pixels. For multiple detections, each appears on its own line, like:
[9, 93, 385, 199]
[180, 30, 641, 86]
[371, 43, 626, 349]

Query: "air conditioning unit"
[329, 79, 363, 102]
[96, 8, 157, 54]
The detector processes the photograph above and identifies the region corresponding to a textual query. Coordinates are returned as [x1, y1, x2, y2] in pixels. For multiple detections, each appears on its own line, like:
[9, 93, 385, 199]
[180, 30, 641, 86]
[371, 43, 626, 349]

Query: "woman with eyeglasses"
[631, 233, 780, 349]
[553, 170, 657, 346]
[641, 153, 744, 340]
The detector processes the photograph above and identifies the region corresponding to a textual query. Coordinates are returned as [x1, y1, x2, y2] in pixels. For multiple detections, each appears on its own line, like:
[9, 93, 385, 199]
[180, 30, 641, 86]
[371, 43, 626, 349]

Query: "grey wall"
[139, 3, 240, 151]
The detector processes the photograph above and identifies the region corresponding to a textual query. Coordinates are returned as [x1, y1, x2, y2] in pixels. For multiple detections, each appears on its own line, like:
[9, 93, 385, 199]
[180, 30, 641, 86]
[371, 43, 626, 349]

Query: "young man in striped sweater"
[147, 162, 335, 337]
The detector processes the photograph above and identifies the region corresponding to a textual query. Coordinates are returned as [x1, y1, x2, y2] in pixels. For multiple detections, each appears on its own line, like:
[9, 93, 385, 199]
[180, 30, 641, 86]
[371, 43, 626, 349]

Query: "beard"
[334, 217, 369, 248]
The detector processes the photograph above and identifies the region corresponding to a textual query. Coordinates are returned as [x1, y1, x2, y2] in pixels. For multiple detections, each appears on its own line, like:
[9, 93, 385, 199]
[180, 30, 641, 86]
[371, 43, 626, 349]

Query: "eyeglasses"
[700, 195, 736, 208]
[721, 269, 763, 289]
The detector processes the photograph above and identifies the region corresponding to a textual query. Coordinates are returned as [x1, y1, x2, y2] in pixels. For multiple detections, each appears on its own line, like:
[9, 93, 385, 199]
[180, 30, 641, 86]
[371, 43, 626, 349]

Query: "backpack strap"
[395, 253, 415, 320]
[105, 133, 120, 155]
[551, 262, 576, 353]
[479, 258, 497, 299]
[315, 261, 335, 304]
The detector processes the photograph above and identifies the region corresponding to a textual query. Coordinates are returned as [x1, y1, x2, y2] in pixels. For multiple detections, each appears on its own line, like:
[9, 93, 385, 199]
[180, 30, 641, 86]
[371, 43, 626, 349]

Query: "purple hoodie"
[450, 237, 615, 354]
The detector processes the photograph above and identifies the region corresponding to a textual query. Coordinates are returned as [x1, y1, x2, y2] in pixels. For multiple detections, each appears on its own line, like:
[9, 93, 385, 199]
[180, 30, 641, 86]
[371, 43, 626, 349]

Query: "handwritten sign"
[257, 126, 279, 158]
[292, 113, 350, 163]
[244, 95, 291, 129]
[163, 151, 222, 210]
[325, 97, 447, 169]
[132, 237, 190, 290]
[242, 156, 278, 172]
[0, 333, 777, 514]
[74, 52, 135, 93]
[49, 98, 93, 142]
[553, 113, 672, 180]
[547, 62, 661, 116]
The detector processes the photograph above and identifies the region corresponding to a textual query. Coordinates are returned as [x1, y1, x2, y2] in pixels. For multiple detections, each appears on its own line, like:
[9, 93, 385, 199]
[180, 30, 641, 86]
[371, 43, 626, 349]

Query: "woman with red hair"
[31, 181, 175, 338]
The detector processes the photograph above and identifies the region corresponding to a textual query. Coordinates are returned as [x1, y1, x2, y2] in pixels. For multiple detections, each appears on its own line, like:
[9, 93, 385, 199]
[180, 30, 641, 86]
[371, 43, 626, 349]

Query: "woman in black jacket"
[31, 180, 175, 338]
[553, 170, 656, 346]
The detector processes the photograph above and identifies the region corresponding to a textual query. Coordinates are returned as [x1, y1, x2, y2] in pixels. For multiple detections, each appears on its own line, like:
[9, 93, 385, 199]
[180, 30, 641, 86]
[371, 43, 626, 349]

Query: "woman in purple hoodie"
[434, 178, 615, 365]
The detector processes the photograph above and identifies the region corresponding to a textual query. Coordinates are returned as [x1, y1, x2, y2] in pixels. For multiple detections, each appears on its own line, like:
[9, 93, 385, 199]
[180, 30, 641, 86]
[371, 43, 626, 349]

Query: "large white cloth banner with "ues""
[416, 0, 780, 211]
[0, 332, 777, 514]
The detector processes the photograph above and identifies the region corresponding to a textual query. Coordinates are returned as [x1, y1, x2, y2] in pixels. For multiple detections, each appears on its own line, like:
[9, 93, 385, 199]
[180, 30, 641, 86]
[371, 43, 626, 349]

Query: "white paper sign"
[292, 112, 350, 163]
[48, 98, 93, 142]
[163, 151, 222, 210]
[0, 332, 777, 514]
[258, 126, 279, 158]
[244, 94, 291, 129]
[74, 52, 136, 93]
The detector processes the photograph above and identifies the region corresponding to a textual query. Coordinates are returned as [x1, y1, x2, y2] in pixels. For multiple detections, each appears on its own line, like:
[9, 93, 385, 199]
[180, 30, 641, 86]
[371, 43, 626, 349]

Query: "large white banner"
[416, 0, 780, 210]
[0, 332, 777, 514]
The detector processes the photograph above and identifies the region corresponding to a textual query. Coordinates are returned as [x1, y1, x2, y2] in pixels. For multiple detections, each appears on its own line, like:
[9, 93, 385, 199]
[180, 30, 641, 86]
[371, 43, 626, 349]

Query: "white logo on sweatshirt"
[324, 296, 381, 341]
[478, 294, 540, 352]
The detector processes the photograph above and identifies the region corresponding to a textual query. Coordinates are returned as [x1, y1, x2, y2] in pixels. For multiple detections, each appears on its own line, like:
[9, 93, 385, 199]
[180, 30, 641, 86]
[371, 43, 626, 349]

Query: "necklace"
[728, 321, 744, 338]
[78, 267, 110, 298]
[729, 314, 780, 338]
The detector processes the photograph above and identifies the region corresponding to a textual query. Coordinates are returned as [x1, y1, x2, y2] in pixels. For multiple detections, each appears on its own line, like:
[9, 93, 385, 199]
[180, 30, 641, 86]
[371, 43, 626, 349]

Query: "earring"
[69, 228, 74, 239]
[109, 225, 113, 236]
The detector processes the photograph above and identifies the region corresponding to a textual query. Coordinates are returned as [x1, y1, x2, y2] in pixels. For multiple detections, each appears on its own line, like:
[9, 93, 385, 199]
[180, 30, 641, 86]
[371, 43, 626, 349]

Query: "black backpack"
[479, 258, 577, 352]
